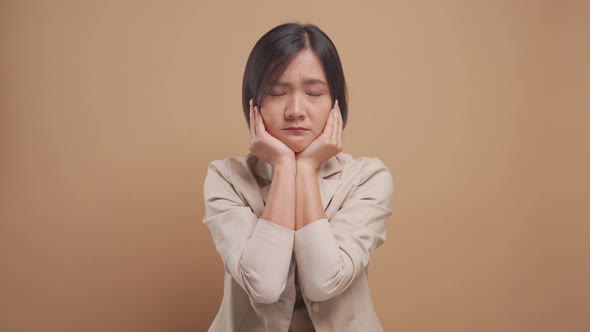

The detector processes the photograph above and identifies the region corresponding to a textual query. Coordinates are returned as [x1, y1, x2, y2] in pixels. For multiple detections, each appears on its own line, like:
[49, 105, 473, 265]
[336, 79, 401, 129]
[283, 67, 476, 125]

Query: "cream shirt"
[203, 152, 394, 331]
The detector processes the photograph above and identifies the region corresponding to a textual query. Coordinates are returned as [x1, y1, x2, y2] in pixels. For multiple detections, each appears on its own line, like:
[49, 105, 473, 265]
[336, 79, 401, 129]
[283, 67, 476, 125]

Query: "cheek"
[259, 98, 282, 117]
[312, 109, 333, 133]
[311, 97, 333, 122]
[259, 109, 280, 133]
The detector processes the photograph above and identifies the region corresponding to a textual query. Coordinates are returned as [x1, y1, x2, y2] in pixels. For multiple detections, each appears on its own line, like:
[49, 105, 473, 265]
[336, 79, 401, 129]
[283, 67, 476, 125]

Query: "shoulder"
[203, 153, 260, 208]
[339, 152, 393, 183]
[338, 152, 394, 202]
[206, 153, 257, 182]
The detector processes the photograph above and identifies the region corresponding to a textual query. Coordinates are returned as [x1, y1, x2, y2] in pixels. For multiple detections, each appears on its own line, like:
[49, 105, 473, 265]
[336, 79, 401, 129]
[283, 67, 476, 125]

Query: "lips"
[283, 127, 309, 135]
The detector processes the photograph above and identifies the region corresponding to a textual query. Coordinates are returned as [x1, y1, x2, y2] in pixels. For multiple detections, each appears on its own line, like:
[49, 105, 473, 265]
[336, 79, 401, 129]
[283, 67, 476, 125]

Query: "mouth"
[283, 127, 309, 135]
[283, 127, 308, 131]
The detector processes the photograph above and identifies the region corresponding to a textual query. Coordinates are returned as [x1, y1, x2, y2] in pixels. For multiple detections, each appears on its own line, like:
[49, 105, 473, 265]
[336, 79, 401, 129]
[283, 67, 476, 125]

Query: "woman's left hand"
[296, 100, 343, 171]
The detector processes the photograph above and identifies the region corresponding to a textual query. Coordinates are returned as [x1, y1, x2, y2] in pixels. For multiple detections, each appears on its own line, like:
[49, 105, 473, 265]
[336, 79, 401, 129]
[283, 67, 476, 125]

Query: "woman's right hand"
[249, 99, 295, 167]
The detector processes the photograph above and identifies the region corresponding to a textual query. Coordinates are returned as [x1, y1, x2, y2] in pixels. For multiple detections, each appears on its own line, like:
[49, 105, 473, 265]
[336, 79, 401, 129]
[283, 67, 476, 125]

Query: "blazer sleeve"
[294, 157, 394, 302]
[203, 159, 295, 304]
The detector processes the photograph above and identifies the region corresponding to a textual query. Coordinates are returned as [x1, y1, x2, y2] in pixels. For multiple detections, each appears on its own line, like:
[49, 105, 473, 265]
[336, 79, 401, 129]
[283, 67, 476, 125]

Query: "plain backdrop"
[1, 1, 589, 331]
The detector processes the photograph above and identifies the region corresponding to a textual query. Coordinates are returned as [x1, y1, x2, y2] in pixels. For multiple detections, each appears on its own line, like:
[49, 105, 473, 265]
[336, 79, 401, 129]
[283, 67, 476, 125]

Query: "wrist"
[271, 153, 295, 167]
[296, 159, 319, 173]
[272, 158, 296, 173]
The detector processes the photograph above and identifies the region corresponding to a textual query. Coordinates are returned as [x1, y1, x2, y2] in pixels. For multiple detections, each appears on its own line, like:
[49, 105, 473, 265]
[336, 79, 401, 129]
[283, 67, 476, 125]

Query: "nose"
[284, 94, 305, 120]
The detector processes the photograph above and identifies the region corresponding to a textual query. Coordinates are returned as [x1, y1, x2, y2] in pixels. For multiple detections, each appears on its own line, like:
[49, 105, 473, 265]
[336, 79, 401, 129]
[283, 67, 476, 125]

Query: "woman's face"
[259, 49, 333, 153]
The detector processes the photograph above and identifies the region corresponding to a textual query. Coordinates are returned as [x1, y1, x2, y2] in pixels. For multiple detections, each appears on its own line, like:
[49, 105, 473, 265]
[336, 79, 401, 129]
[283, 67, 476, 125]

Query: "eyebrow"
[271, 78, 328, 87]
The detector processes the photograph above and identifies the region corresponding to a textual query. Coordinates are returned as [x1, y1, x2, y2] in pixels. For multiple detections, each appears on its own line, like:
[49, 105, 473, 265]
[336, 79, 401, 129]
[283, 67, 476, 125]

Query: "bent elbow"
[300, 274, 352, 302]
[240, 267, 286, 304]
[298, 255, 355, 302]
[304, 286, 339, 302]
[247, 282, 285, 304]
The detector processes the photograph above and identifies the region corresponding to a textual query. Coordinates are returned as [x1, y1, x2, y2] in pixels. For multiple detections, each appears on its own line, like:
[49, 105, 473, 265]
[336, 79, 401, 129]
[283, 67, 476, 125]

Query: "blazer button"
[311, 302, 320, 313]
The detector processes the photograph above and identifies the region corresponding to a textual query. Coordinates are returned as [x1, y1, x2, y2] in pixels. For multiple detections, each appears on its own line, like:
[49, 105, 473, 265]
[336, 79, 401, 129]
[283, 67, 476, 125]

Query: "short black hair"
[242, 22, 348, 128]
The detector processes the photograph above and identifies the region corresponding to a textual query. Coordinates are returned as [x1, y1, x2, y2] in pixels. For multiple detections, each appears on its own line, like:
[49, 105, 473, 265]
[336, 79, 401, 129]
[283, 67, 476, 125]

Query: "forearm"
[239, 160, 296, 303]
[295, 162, 326, 230]
[294, 219, 353, 301]
[261, 160, 297, 230]
[294, 161, 351, 301]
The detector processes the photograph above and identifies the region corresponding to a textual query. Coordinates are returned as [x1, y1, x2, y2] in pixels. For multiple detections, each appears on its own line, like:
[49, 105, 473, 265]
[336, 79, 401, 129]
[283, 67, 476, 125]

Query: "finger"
[336, 100, 343, 147]
[254, 105, 266, 136]
[325, 108, 334, 138]
[249, 99, 256, 139]
[323, 105, 334, 138]
[330, 100, 339, 141]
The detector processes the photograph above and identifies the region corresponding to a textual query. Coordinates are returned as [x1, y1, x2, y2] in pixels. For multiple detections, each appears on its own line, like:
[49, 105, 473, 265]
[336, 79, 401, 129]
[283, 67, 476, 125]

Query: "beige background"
[1, 1, 589, 331]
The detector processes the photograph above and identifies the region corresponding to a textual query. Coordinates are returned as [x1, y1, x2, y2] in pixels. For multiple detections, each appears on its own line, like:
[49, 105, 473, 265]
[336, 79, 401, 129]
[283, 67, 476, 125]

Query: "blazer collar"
[250, 153, 345, 211]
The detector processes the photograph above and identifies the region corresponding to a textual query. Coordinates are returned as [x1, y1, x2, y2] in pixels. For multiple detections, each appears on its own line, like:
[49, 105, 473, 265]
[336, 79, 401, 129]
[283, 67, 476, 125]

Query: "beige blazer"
[203, 152, 394, 332]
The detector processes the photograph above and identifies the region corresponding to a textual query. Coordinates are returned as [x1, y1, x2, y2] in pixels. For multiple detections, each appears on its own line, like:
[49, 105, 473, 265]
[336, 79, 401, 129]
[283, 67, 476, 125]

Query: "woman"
[203, 23, 394, 332]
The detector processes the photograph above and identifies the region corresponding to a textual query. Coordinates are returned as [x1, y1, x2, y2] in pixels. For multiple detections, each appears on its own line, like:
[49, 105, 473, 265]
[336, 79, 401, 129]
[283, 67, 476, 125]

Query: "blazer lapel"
[253, 155, 272, 207]
[253, 154, 344, 211]
[226, 155, 266, 217]
[318, 177, 340, 211]
[317, 155, 343, 211]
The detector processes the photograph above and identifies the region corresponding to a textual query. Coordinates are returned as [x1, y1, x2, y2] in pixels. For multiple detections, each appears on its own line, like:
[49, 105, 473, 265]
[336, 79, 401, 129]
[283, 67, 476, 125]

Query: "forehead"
[274, 50, 327, 84]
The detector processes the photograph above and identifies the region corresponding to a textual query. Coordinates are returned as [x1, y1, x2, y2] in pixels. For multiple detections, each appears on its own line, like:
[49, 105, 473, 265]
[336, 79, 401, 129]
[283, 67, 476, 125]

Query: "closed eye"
[307, 93, 323, 97]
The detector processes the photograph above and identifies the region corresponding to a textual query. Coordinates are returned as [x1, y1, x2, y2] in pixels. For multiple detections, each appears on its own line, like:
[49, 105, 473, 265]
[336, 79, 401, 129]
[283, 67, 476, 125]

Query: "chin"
[285, 141, 311, 154]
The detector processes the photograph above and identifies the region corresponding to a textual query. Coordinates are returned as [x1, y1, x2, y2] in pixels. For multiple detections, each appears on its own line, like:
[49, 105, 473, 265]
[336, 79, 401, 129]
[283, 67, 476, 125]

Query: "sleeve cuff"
[252, 218, 295, 249]
[294, 218, 331, 250]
